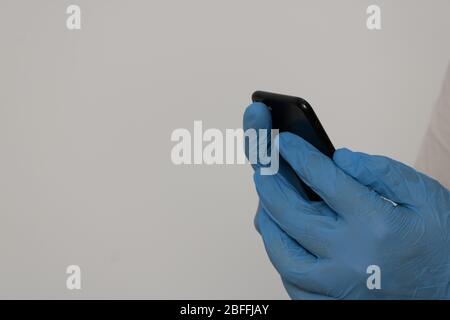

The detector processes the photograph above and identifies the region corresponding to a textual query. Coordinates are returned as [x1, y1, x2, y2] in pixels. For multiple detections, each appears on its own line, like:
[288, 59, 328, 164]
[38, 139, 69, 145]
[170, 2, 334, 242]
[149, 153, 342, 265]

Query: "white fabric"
[416, 63, 450, 190]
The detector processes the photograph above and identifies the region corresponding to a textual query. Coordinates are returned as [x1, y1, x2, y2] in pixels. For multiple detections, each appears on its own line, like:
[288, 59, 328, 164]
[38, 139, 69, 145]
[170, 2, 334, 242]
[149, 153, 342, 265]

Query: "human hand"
[244, 102, 450, 299]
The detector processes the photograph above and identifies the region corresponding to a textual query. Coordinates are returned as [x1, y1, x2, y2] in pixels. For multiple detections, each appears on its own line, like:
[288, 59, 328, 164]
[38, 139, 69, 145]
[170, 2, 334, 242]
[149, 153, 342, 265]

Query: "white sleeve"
[415, 63, 450, 190]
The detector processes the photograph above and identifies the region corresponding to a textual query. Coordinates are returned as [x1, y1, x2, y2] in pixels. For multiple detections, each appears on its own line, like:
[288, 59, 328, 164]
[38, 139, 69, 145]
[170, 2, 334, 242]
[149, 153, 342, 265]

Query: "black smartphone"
[252, 91, 335, 201]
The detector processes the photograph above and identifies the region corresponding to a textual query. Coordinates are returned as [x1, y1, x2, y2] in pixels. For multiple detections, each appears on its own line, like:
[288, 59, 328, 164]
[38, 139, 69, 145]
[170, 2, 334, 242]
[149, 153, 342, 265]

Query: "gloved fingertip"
[252, 170, 260, 183]
[253, 170, 272, 192]
[253, 171, 266, 194]
[277, 133, 296, 158]
[278, 132, 318, 153]
[278, 132, 318, 167]
[278, 131, 296, 146]
[254, 205, 267, 235]
[253, 214, 261, 235]
[333, 148, 357, 169]
[255, 209, 273, 238]
[243, 102, 271, 131]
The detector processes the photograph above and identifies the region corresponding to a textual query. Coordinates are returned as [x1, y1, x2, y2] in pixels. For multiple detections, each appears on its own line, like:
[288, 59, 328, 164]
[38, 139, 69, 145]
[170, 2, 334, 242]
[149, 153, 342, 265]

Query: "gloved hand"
[244, 102, 450, 299]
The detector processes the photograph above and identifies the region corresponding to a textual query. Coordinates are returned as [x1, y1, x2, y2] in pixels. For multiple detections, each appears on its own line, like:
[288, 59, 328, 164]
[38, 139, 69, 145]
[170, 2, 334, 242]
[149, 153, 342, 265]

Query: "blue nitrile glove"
[244, 102, 450, 299]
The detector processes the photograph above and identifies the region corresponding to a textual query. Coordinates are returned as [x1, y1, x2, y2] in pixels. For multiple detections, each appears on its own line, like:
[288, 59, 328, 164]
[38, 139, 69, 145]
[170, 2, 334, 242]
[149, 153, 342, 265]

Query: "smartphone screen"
[252, 91, 335, 201]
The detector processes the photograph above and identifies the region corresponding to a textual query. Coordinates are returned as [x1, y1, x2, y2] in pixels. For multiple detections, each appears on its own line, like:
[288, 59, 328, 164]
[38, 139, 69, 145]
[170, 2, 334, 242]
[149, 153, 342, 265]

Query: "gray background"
[0, 0, 449, 299]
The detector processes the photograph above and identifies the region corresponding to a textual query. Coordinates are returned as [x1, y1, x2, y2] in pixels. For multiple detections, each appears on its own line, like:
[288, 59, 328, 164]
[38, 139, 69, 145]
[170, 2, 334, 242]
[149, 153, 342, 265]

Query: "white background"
[0, 0, 449, 298]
